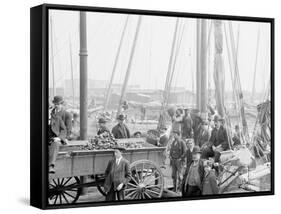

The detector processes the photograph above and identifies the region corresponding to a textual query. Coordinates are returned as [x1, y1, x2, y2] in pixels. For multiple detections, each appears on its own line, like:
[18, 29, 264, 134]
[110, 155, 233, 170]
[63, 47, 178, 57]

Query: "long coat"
[182, 115, 193, 139]
[202, 170, 219, 195]
[209, 126, 229, 150]
[104, 157, 131, 193]
[197, 128, 210, 148]
[111, 123, 130, 139]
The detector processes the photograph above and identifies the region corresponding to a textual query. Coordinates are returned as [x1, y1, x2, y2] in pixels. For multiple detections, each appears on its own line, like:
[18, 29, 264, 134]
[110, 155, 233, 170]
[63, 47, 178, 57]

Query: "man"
[111, 114, 130, 139]
[172, 108, 184, 137]
[182, 146, 204, 197]
[182, 108, 193, 139]
[169, 130, 187, 192]
[202, 160, 219, 195]
[97, 118, 110, 136]
[197, 120, 210, 148]
[48, 95, 72, 173]
[209, 118, 230, 162]
[232, 125, 242, 148]
[104, 147, 131, 201]
[70, 113, 80, 140]
[185, 138, 195, 168]
[191, 109, 203, 146]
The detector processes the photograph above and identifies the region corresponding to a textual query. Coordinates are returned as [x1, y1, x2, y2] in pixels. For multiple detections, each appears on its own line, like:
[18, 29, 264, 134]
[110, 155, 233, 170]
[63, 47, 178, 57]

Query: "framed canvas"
[30, 4, 274, 210]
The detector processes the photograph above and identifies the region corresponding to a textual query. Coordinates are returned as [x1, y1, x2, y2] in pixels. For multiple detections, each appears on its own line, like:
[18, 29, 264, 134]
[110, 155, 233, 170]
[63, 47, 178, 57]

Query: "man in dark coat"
[197, 121, 210, 148]
[104, 148, 131, 201]
[182, 108, 193, 139]
[111, 114, 130, 139]
[191, 110, 203, 146]
[182, 146, 204, 197]
[169, 130, 187, 192]
[97, 118, 110, 136]
[202, 160, 219, 195]
[48, 95, 72, 173]
[209, 118, 230, 162]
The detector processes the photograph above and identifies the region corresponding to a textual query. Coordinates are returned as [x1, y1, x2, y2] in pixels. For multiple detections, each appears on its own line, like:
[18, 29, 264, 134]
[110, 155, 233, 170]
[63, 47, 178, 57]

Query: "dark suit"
[182, 115, 193, 139]
[104, 157, 131, 201]
[197, 128, 210, 148]
[48, 109, 72, 167]
[112, 123, 130, 139]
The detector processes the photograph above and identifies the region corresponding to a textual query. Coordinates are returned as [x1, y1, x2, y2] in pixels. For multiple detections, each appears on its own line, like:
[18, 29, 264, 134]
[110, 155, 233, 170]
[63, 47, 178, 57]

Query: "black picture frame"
[30, 3, 274, 210]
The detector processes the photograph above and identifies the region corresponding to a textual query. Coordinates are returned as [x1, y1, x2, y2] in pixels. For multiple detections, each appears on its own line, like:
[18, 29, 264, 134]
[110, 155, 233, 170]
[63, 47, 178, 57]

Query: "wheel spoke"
[49, 183, 55, 188]
[146, 188, 161, 196]
[127, 182, 138, 188]
[62, 177, 72, 186]
[125, 190, 138, 198]
[60, 178, 65, 186]
[144, 176, 162, 185]
[61, 192, 70, 204]
[59, 194, 62, 204]
[52, 179, 58, 186]
[130, 175, 139, 185]
[54, 194, 58, 204]
[124, 188, 137, 192]
[145, 184, 161, 189]
[144, 192, 152, 199]
[64, 191, 76, 199]
[134, 166, 141, 182]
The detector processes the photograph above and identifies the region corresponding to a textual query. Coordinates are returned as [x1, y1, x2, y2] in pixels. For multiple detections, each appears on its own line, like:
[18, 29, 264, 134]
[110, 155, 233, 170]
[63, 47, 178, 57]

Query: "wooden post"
[200, 19, 208, 114]
[79, 11, 88, 195]
[50, 15, 55, 97]
[69, 35, 75, 107]
[104, 15, 129, 111]
[196, 19, 201, 110]
[117, 16, 142, 117]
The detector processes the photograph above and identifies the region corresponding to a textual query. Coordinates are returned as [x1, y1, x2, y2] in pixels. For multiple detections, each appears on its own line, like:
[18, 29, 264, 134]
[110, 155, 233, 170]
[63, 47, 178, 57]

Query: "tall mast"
[200, 19, 208, 115]
[213, 20, 225, 117]
[79, 11, 88, 140]
[69, 35, 75, 107]
[252, 28, 260, 103]
[50, 15, 55, 97]
[196, 19, 202, 110]
[117, 16, 142, 117]
[157, 18, 179, 130]
[104, 15, 129, 111]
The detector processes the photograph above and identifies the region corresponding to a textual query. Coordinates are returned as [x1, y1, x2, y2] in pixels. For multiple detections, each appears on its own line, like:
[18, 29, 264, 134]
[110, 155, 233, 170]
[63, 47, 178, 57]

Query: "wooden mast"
[157, 18, 179, 130]
[200, 19, 208, 115]
[196, 19, 202, 110]
[104, 15, 129, 111]
[252, 28, 260, 103]
[117, 16, 142, 117]
[79, 11, 88, 140]
[69, 35, 75, 107]
[50, 15, 56, 97]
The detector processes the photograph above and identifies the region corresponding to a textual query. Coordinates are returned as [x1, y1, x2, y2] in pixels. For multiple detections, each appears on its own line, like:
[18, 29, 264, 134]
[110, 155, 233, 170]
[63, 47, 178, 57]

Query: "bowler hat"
[52, 95, 64, 104]
[117, 114, 125, 120]
[98, 118, 106, 124]
[192, 146, 202, 154]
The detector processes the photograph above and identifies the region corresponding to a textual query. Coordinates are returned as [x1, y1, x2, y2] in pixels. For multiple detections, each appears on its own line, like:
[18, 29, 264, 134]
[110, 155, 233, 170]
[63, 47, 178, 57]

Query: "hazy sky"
[49, 9, 271, 94]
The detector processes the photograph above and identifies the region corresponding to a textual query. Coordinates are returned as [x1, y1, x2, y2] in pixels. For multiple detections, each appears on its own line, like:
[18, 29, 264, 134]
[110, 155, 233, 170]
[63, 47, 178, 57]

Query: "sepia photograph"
[46, 7, 272, 207]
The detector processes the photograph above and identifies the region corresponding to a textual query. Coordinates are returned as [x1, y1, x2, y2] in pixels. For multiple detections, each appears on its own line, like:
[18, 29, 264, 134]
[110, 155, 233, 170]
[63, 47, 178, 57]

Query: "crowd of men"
[48, 95, 242, 200]
[168, 107, 242, 196]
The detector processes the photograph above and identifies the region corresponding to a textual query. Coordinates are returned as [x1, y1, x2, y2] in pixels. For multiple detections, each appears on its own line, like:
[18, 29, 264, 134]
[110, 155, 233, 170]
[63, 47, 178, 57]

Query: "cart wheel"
[48, 176, 81, 205]
[125, 160, 164, 200]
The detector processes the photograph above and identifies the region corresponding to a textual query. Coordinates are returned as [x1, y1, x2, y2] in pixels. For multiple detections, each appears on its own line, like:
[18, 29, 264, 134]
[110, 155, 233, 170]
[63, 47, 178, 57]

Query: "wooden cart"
[48, 139, 166, 205]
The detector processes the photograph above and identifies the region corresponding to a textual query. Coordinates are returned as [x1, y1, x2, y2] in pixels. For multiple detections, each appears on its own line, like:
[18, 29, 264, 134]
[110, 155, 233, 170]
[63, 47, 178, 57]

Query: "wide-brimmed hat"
[52, 95, 64, 105]
[98, 118, 106, 124]
[112, 146, 126, 152]
[117, 114, 125, 120]
[192, 146, 202, 154]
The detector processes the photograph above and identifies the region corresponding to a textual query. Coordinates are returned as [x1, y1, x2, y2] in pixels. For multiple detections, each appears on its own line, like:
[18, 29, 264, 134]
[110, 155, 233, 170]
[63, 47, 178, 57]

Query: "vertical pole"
[79, 11, 88, 140]
[69, 35, 75, 107]
[117, 16, 142, 117]
[79, 11, 88, 196]
[252, 28, 260, 102]
[50, 16, 55, 97]
[200, 19, 208, 115]
[196, 19, 201, 110]
[104, 15, 129, 111]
